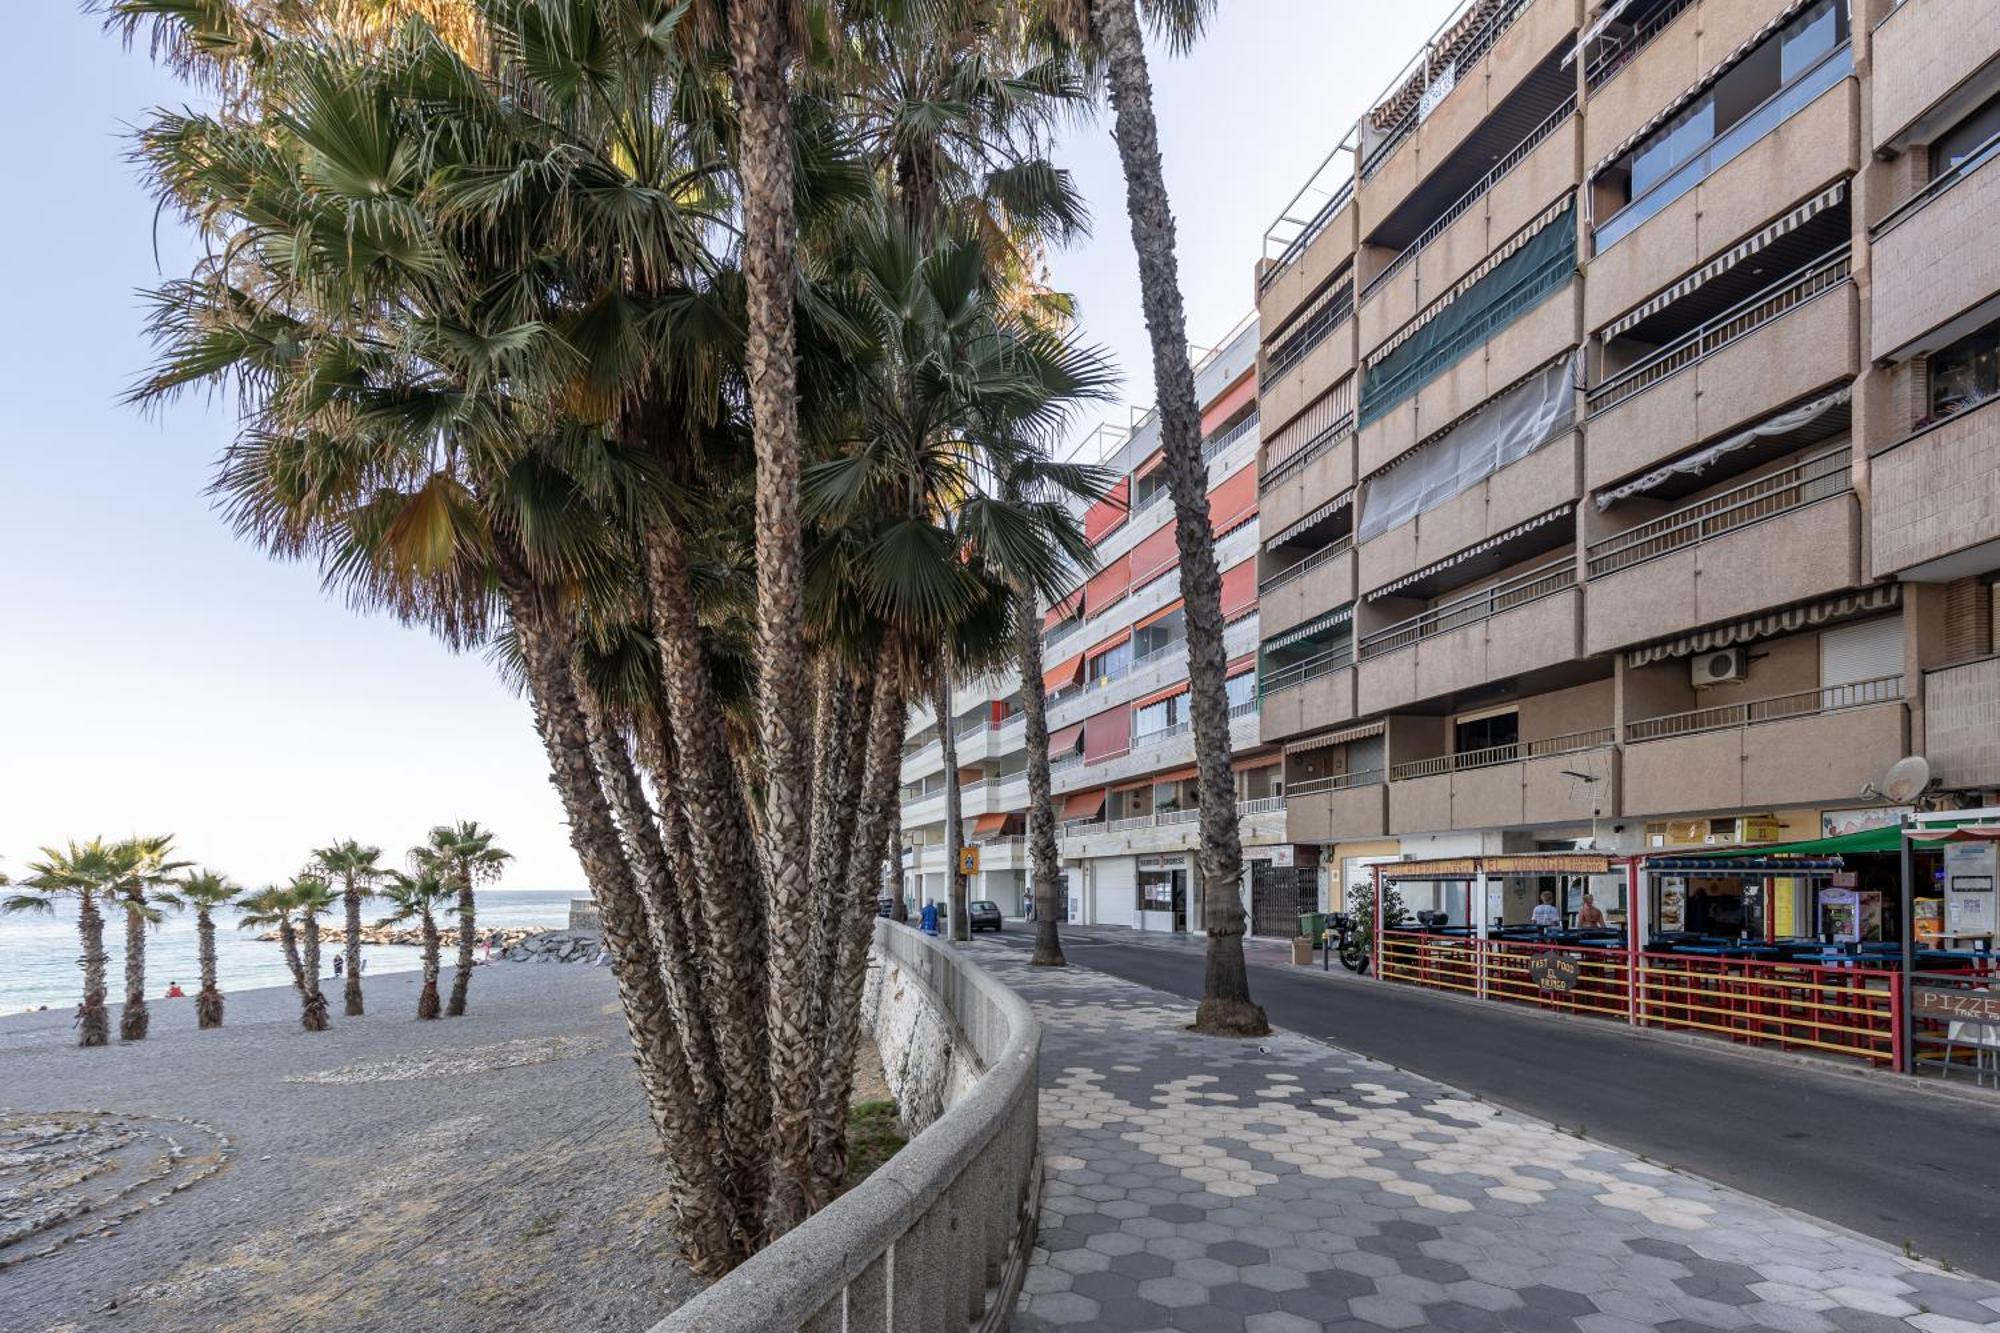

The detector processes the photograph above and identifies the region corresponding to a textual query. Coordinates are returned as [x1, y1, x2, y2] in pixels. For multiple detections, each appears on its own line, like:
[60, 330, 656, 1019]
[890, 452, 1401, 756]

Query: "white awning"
[1626, 584, 1900, 667]
[1594, 387, 1851, 510]
[1364, 504, 1575, 600]
[1367, 194, 1576, 367]
[1590, 0, 1815, 177]
[1263, 604, 1354, 652]
[1601, 182, 1848, 341]
[1285, 720, 1386, 756]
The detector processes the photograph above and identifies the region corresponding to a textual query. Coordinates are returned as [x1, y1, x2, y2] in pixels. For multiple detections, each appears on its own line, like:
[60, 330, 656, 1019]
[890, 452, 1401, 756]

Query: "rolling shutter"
[1083, 553, 1132, 613]
[1130, 520, 1181, 587]
[1819, 616, 1903, 688]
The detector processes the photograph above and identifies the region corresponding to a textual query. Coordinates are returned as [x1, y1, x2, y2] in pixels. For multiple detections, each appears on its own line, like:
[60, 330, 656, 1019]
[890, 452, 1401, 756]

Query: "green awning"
[1711, 818, 1985, 858]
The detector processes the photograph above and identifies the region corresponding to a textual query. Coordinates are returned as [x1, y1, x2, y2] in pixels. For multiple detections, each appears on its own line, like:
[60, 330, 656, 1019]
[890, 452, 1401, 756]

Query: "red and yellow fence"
[1377, 931, 1904, 1065]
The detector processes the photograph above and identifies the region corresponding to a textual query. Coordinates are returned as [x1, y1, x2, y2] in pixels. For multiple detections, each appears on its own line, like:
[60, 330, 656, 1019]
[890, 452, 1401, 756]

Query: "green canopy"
[1712, 818, 1985, 858]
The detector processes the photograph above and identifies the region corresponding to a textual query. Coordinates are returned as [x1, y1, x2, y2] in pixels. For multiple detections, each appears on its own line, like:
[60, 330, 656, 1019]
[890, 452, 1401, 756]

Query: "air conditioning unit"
[1692, 647, 1747, 688]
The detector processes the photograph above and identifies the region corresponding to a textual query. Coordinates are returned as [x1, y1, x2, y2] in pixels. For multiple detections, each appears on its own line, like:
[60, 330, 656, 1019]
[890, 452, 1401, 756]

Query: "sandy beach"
[1, 961, 700, 1333]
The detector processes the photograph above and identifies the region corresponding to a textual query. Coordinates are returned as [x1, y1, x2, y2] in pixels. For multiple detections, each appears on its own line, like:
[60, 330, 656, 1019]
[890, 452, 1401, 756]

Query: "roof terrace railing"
[1359, 0, 1537, 181]
[1586, 445, 1853, 578]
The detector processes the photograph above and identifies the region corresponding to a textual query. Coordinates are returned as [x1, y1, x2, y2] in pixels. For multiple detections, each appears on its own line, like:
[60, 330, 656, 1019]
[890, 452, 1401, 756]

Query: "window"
[1929, 316, 2000, 421]
[1226, 671, 1257, 710]
[1932, 92, 2000, 181]
[1135, 693, 1185, 738]
[1136, 855, 1188, 915]
[1454, 710, 1519, 756]
[1088, 640, 1133, 684]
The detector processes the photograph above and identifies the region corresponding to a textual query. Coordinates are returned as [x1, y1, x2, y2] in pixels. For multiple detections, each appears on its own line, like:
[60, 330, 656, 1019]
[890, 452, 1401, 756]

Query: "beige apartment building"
[1254, 0, 2000, 924]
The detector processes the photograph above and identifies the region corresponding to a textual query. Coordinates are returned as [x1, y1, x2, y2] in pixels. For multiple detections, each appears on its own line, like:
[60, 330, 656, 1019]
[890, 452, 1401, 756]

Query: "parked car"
[968, 900, 1003, 932]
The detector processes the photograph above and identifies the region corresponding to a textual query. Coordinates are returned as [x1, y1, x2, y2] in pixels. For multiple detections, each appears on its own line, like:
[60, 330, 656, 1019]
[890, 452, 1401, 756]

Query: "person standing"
[1531, 890, 1562, 931]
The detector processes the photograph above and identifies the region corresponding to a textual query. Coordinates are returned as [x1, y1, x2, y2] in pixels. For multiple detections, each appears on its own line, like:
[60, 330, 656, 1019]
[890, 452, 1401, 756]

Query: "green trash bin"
[1299, 912, 1326, 948]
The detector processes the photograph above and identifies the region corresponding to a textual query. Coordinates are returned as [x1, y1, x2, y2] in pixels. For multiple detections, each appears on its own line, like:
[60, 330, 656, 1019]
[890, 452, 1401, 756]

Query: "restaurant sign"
[1914, 986, 2000, 1025]
[1529, 953, 1582, 993]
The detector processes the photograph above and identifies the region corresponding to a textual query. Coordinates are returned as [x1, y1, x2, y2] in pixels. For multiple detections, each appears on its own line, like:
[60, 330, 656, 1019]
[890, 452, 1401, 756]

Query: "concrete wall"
[1261, 548, 1358, 637]
[1260, 665, 1358, 744]
[1870, 401, 2000, 575]
[1872, 0, 2000, 148]
[1622, 700, 1909, 816]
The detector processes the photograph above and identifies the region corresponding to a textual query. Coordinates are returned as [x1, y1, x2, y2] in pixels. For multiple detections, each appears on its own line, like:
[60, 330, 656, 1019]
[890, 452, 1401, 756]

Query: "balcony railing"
[1360, 0, 1536, 181]
[1260, 643, 1355, 697]
[1206, 412, 1262, 458]
[1388, 727, 1615, 781]
[1626, 675, 1904, 742]
[1287, 767, 1386, 797]
[1259, 535, 1353, 596]
[1358, 555, 1575, 661]
[1062, 796, 1288, 839]
[1045, 616, 1086, 650]
[1872, 126, 2000, 241]
[1360, 95, 1577, 305]
[1587, 249, 1850, 417]
[1261, 415, 1355, 493]
[1585, 0, 1693, 92]
[1587, 445, 1853, 578]
[1266, 281, 1356, 387]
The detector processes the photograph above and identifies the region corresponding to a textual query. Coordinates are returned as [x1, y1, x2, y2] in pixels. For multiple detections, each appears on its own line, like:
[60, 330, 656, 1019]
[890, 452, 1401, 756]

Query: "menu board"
[1945, 842, 1997, 938]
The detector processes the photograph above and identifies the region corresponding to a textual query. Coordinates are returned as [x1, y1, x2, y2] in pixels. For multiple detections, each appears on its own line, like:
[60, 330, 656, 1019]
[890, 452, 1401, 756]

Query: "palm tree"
[416, 822, 511, 1017]
[312, 839, 383, 1016]
[176, 869, 237, 1028]
[1055, 0, 1267, 1036]
[379, 868, 454, 1019]
[106, 835, 188, 1042]
[289, 874, 338, 1031]
[237, 884, 307, 995]
[3, 840, 119, 1046]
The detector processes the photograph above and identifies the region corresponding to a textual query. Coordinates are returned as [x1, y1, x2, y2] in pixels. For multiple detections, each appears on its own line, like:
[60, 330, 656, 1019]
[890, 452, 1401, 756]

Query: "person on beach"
[333, 955, 344, 978]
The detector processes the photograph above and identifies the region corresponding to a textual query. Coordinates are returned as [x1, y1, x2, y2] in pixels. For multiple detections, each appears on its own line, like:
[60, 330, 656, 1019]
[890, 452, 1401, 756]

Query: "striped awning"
[1263, 603, 1354, 652]
[1367, 195, 1575, 368]
[1264, 489, 1355, 550]
[1601, 181, 1848, 341]
[1363, 504, 1575, 601]
[1626, 584, 1900, 667]
[1590, 0, 1816, 177]
[1284, 720, 1385, 757]
[1562, 0, 1635, 68]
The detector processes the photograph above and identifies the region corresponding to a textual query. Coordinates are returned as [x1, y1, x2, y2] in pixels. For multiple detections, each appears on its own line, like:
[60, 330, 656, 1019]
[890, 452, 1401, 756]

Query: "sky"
[0, 1, 1456, 892]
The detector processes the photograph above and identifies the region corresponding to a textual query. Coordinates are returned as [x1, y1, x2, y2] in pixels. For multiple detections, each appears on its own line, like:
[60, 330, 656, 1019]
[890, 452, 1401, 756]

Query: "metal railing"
[1626, 674, 1905, 742]
[1261, 414, 1355, 493]
[1587, 249, 1851, 416]
[1238, 796, 1286, 816]
[1360, 0, 1537, 180]
[1044, 615, 1086, 650]
[1585, 0, 1694, 91]
[1259, 536, 1353, 595]
[655, 920, 1040, 1333]
[1260, 643, 1355, 697]
[1287, 768, 1386, 797]
[1388, 727, 1615, 781]
[1206, 412, 1262, 458]
[1358, 555, 1575, 661]
[1060, 797, 1286, 840]
[1873, 125, 2000, 241]
[1361, 95, 1576, 304]
[1262, 171, 1356, 289]
[1265, 279, 1356, 387]
[1587, 446, 1852, 578]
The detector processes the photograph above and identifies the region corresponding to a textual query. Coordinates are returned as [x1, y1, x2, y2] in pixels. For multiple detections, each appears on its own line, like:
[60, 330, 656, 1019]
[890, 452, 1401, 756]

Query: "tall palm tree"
[107, 834, 188, 1042]
[237, 884, 307, 995]
[379, 868, 454, 1019]
[417, 822, 512, 1017]
[1056, 0, 1267, 1035]
[290, 874, 338, 1031]
[176, 869, 238, 1028]
[312, 839, 383, 1016]
[3, 840, 120, 1046]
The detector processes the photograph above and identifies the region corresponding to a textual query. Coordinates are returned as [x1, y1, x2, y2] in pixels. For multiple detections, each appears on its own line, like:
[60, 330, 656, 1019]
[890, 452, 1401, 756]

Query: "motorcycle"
[1326, 911, 1370, 975]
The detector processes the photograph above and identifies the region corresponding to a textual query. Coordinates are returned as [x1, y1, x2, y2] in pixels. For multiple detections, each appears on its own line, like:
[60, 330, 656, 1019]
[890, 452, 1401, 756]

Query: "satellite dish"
[1882, 755, 1933, 805]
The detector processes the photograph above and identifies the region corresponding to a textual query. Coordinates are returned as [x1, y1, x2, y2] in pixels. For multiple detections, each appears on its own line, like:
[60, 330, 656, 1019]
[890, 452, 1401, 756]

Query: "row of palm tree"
[2, 824, 509, 1039]
[110, 0, 1263, 1277]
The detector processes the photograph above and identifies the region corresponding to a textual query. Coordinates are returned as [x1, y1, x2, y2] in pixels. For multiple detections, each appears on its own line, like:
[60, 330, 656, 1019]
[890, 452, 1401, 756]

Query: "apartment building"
[1252, 0, 2000, 928]
[897, 318, 1312, 932]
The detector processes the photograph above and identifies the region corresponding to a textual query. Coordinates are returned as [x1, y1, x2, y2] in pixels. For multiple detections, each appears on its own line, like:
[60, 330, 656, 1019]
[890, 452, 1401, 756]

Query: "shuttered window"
[1819, 616, 1903, 688]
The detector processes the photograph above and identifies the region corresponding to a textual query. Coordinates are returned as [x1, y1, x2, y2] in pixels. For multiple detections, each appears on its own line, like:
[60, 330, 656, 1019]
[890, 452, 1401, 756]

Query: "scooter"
[1326, 911, 1370, 975]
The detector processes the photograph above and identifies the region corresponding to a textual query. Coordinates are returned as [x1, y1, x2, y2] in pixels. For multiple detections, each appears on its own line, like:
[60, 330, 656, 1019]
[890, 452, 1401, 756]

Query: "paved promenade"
[977, 943, 2000, 1333]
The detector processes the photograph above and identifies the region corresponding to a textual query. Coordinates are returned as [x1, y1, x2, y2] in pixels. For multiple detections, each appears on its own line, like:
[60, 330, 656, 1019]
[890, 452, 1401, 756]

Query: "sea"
[0, 888, 577, 1014]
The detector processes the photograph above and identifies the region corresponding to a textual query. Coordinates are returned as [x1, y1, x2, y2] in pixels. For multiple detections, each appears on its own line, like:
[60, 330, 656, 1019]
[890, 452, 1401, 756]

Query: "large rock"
[500, 929, 610, 966]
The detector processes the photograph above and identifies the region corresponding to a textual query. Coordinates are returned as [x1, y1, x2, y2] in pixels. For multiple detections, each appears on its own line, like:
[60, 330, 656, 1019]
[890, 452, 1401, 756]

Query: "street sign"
[958, 846, 980, 876]
[1529, 953, 1581, 993]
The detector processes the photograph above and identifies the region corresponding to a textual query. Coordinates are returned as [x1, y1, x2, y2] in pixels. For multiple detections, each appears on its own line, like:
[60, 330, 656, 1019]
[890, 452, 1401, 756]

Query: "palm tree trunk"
[809, 660, 907, 1201]
[500, 556, 743, 1274]
[418, 910, 442, 1020]
[935, 676, 969, 943]
[120, 896, 151, 1042]
[300, 916, 329, 1032]
[728, 0, 818, 1238]
[809, 669, 870, 1053]
[196, 908, 223, 1029]
[445, 874, 476, 1016]
[1018, 588, 1067, 967]
[343, 881, 365, 1016]
[887, 801, 908, 923]
[278, 916, 306, 993]
[1090, 0, 1267, 1036]
[77, 891, 109, 1048]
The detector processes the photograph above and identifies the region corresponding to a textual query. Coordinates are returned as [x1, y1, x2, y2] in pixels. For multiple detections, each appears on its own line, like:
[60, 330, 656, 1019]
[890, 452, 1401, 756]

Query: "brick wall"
[1871, 400, 2000, 575]
[1924, 656, 2000, 790]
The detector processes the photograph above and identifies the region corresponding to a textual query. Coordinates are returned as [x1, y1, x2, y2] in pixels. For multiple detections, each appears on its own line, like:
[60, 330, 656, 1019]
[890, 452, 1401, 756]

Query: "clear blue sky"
[0, 1, 1454, 890]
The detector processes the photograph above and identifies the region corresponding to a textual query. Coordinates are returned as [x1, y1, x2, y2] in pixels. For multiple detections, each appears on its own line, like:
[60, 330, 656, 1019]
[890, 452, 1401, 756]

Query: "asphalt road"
[986, 926, 2000, 1279]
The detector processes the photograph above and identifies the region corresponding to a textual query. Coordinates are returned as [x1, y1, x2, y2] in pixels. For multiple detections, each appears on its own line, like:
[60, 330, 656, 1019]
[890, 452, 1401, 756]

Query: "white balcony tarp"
[1593, 386, 1851, 510]
[1357, 355, 1577, 543]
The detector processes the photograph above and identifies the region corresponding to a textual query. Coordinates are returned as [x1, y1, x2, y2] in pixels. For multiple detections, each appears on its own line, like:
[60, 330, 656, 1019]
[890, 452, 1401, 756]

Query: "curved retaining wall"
[653, 920, 1042, 1333]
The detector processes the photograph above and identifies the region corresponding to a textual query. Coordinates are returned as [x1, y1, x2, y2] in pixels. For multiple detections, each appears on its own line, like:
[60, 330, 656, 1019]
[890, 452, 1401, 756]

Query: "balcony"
[1622, 676, 1908, 816]
[1924, 657, 2000, 792]
[1259, 646, 1358, 745]
[1584, 446, 1861, 654]
[1585, 49, 1853, 322]
[1585, 251, 1856, 490]
[1260, 539, 1357, 638]
[1260, 152, 1357, 334]
[1287, 770, 1389, 842]
[1062, 796, 1290, 855]
[1052, 701, 1264, 797]
[955, 714, 1027, 765]
[1387, 728, 1616, 833]
[1869, 399, 2000, 579]
[1261, 435, 1356, 543]
[1356, 556, 1579, 713]
[1262, 284, 1357, 433]
[1872, 0, 2000, 151]
[1871, 138, 2000, 358]
[1046, 615, 1261, 732]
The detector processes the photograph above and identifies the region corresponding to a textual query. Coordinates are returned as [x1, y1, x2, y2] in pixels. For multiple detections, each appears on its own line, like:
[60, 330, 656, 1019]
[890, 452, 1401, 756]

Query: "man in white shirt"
[1531, 889, 1562, 930]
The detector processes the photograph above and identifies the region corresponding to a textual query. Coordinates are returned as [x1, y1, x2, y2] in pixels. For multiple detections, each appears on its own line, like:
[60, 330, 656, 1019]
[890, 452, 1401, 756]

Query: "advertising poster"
[1658, 876, 1686, 932]
[1945, 841, 1997, 938]
[1819, 887, 1860, 944]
